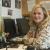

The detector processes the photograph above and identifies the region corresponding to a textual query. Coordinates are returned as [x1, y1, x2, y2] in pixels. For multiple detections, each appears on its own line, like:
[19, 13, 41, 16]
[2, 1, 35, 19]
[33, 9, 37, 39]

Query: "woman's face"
[32, 7, 44, 24]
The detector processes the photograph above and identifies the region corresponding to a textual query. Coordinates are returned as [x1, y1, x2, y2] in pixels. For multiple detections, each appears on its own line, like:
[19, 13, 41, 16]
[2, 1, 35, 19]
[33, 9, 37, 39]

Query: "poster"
[2, 0, 11, 8]
[15, 0, 21, 9]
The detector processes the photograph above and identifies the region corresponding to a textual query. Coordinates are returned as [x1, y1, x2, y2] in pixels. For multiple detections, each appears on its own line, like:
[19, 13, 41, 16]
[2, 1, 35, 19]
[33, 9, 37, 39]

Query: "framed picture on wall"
[2, 0, 11, 8]
[15, 0, 21, 9]
[8, 9, 12, 16]
[27, 0, 35, 11]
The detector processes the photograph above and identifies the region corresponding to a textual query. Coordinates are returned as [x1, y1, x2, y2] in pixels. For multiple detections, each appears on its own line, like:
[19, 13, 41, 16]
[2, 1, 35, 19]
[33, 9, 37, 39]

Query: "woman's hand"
[27, 31, 33, 38]
[5, 32, 10, 37]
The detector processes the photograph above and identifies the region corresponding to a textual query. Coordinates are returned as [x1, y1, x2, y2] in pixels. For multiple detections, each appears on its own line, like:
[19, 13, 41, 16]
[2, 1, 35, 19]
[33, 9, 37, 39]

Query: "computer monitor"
[4, 19, 17, 38]
[16, 18, 30, 36]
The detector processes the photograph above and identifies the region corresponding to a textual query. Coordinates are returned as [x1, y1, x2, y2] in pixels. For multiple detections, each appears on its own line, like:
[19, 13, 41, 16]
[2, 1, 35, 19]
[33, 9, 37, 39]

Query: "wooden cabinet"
[21, 0, 28, 16]
[21, 0, 50, 16]
[21, 0, 36, 16]
[36, 0, 50, 4]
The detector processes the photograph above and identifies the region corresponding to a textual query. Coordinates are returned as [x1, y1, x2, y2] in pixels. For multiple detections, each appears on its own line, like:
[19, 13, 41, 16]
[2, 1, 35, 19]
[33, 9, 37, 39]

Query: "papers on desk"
[11, 37, 23, 42]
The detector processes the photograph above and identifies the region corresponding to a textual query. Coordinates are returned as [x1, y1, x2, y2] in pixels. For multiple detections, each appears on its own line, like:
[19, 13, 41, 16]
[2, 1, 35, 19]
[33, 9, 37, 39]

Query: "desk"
[0, 44, 27, 50]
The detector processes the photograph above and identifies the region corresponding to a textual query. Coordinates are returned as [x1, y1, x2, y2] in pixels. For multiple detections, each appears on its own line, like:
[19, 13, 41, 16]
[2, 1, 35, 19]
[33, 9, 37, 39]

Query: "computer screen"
[4, 19, 17, 38]
[16, 18, 30, 36]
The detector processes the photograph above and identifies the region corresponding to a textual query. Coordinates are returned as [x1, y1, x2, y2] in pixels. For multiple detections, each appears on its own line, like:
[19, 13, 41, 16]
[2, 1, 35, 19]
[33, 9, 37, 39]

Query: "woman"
[23, 4, 50, 50]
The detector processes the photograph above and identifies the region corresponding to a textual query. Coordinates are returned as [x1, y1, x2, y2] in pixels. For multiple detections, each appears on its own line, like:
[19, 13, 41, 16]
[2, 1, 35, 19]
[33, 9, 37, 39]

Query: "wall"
[0, 0, 22, 19]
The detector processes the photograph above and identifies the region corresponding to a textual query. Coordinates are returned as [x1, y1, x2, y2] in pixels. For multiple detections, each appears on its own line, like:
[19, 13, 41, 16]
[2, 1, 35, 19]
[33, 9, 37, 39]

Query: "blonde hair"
[29, 4, 49, 25]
